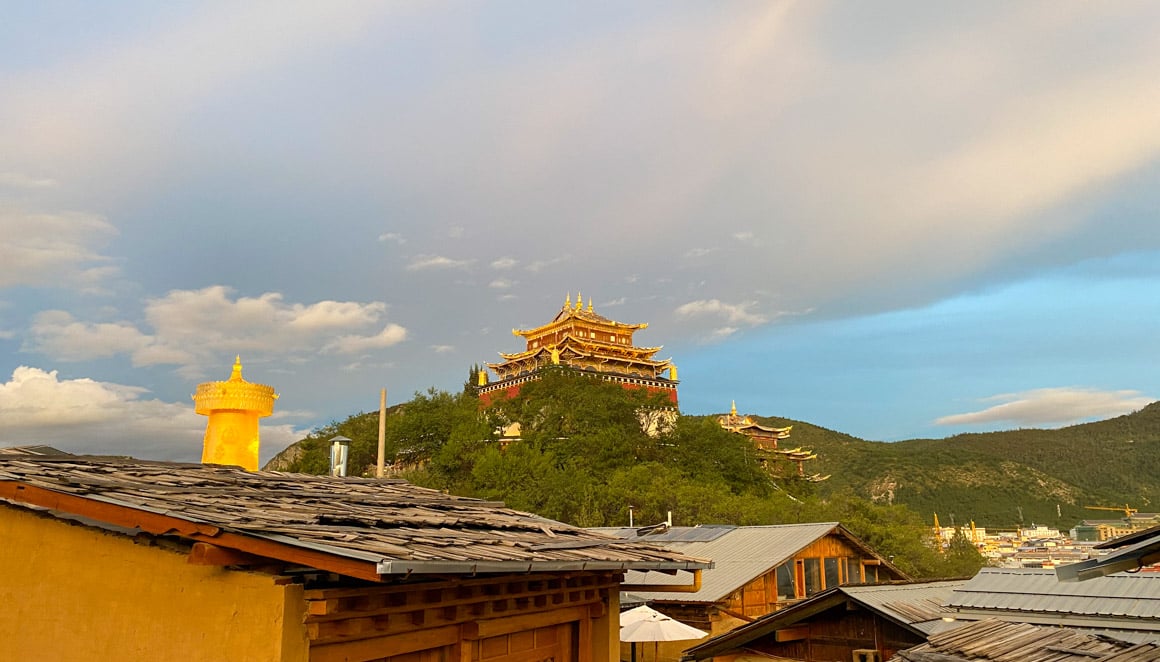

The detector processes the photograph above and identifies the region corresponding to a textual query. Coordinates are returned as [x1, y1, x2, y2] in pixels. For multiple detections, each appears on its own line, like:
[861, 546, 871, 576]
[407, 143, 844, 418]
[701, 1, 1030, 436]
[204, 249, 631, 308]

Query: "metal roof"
[843, 580, 967, 634]
[597, 522, 851, 603]
[0, 456, 709, 579]
[946, 567, 1160, 630]
[681, 580, 965, 660]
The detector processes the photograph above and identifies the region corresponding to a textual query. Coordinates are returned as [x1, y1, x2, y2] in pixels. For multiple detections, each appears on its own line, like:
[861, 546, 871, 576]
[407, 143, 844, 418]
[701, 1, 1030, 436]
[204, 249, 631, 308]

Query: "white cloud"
[603, 297, 627, 307]
[0, 172, 57, 189]
[489, 278, 516, 289]
[935, 387, 1154, 428]
[0, 366, 307, 463]
[709, 326, 739, 340]
[323, 324, 407, 354]
[732, 232, 754, 241]
[0, 209, 118, 289]
[25, 286, 407, 366]
[675, 299, 768, 326]
[430, 344, 455, 354]
[26, 311, 150, 361]
[405, 255, 474, 271]
[683, 247, 718, 258]
[378, 232, 406, 244]
[491, 257, 518, 269]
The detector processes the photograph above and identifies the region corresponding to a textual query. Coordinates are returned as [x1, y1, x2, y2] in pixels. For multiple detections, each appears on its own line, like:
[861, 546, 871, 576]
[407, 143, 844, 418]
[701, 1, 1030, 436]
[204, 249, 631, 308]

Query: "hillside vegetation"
[755, 402, 1160, 529]
[268, 369, 986, 578]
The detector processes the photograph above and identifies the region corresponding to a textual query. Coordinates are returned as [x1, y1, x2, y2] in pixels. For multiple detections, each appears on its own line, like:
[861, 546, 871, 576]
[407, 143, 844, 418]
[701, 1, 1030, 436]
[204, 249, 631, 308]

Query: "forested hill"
[755, 402, 1160, 529]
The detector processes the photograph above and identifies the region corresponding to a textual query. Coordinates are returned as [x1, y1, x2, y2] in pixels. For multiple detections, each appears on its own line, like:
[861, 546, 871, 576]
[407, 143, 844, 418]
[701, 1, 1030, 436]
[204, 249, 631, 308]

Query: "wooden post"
[376, 388, 386, 478]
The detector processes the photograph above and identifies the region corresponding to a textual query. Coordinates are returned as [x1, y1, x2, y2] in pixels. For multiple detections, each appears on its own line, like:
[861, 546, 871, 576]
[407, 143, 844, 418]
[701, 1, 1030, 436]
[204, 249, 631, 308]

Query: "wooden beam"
[309, 625, 459, 662]
[775, 626, 809, 642]
[474, 606, 586, 639]
[187, 541, 269, 567]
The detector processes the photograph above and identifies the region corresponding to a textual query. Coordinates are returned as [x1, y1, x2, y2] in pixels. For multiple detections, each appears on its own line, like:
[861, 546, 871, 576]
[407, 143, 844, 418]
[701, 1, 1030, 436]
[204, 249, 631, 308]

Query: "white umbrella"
[620, 607, 709, 662]
[621, 611, 708, 642]
[620, 605, 665, 627]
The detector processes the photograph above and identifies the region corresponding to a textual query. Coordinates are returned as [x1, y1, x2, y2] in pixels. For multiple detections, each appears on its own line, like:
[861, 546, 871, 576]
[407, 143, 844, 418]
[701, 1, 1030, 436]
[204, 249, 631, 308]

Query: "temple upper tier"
[477, 294, 678, 406]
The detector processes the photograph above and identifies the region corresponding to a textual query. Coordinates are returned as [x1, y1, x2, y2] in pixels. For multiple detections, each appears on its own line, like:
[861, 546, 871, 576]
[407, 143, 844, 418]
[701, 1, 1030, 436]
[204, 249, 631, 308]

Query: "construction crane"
[1085, 504, 1138, 518]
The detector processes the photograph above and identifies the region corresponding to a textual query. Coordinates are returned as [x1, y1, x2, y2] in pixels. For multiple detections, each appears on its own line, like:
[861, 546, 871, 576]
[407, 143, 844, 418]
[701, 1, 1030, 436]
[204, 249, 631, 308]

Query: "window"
[775, 562, 795, 600]
[804, 558, 822, 596]
[824, 558, 840, 589]
[863, 562, 879, 584]
[846, 558, 862, 584]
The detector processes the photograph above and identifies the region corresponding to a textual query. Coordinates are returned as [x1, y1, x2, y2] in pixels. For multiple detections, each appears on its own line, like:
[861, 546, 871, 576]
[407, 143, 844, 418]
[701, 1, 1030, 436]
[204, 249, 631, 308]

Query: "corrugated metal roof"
[599, 523, 842, 603]
[844, 580, 966, 634]
[947, 567, 1160, 626]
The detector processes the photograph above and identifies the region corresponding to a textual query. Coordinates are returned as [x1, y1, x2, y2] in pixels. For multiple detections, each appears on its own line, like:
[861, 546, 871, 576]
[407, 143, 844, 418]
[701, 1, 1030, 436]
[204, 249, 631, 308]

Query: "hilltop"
[754, 402, 1160, 529]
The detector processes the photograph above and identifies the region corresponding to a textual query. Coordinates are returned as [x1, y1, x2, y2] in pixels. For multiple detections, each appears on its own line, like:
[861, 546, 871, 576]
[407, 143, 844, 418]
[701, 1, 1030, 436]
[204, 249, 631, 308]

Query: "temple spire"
[731, 400, 737, 416]
[230, 355, 244, 381]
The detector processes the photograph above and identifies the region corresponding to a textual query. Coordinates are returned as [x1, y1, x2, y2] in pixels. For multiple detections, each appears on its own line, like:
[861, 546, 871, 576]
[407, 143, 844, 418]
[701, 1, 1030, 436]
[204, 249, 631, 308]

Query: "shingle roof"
[595, 522, 903, 603]
[946, 568, 1160, 631]
[0, 456, 708, 581]
[893, 618, 1160, 662]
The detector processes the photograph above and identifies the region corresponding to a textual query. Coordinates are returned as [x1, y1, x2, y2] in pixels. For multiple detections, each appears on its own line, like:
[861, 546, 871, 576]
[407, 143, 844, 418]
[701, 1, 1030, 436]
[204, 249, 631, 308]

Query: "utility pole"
[376, 388, 386, 478]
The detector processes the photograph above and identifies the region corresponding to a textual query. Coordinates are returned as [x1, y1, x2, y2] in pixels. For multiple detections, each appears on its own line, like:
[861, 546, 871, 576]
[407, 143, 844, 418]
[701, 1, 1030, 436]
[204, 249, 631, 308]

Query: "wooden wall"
[304, 572, 620, 662]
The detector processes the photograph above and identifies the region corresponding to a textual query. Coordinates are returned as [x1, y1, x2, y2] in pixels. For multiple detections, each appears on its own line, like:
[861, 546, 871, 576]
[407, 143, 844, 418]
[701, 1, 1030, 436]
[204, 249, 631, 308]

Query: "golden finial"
[731, 400, 737, 416]
[230, 355, 244, 381]
[575, 291, 583, 311]
[588, 298, 593, 312]
[565, 293, 571, 309]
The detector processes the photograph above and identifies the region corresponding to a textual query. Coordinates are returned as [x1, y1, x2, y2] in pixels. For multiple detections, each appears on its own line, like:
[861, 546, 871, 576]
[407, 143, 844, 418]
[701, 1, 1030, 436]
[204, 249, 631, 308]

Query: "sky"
[2, 1, 1159, 464]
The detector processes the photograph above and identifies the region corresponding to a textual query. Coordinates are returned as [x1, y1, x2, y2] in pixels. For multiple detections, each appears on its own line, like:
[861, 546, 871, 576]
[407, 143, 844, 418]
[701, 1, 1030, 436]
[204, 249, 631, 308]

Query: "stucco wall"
[0, 505, 308, 661]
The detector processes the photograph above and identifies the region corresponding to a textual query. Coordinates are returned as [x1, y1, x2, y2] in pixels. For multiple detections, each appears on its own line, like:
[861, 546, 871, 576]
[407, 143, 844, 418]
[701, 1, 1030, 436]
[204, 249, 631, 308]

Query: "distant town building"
[477, 294, 679, 406]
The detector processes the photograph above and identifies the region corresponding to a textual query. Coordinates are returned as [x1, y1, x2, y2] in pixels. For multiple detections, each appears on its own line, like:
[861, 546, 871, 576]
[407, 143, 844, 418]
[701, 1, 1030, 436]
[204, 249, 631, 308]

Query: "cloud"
[683, 247, 719, 258]
[26, 311, 150, 361]
[405, 255, 474, 271]
[0, 209, 118, 289]
[709, 326, 739, 340]
[25, 286, 407, 367]
[378, 232, 406, 244]
[491, 257, 518, 269]
[323, 324, 407, 354]
[0, 366, 307, 463]
[935, 387, 1154, 428]
[675, 299, 768, 326]
[489, 278, 516, 289]
[430, 344, 455, 354]
[0, 172, 57, 189]
[732, 232, 754, 241]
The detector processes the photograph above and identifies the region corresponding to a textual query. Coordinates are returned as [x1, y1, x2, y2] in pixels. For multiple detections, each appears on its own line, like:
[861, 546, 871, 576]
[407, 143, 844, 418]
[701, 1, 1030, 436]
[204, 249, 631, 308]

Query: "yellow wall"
[0, 505, 309, 662]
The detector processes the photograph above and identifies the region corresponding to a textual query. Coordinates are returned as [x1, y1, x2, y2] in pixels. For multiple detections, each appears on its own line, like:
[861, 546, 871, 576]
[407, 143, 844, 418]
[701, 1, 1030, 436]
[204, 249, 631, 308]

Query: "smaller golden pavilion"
[193, 356, 277, 471]
[718, 401, 828, 482]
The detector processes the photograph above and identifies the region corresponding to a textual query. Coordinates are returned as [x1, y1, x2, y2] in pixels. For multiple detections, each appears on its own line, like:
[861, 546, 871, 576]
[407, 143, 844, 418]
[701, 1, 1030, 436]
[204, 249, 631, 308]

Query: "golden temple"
[477, 293, 678, 405]
[718, 401, 828, 482]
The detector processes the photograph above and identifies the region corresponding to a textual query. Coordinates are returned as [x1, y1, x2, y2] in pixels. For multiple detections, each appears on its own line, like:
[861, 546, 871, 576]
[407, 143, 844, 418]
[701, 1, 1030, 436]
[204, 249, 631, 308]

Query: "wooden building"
[597, 523, 909, 662]
[477, 294, 678, 406]
[681, 579, 965, 662]
[0, 456, 708, 662]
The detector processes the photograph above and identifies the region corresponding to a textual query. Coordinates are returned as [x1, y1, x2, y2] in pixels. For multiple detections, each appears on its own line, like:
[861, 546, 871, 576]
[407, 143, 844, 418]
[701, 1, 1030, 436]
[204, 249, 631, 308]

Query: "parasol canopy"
[620, 607, 708, 642]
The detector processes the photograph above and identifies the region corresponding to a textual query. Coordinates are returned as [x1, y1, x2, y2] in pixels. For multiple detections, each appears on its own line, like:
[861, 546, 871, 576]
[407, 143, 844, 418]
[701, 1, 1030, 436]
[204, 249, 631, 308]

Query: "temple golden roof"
[513, 293, 647, 339]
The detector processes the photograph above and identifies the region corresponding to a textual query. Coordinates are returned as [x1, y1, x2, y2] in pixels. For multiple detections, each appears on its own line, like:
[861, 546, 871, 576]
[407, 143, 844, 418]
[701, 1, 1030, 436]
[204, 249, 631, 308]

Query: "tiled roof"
[947, 568, 1160, 631]
[893, 618, 1160, 662]
[0, 457, 708, 581]
[596, 522, 903, 603]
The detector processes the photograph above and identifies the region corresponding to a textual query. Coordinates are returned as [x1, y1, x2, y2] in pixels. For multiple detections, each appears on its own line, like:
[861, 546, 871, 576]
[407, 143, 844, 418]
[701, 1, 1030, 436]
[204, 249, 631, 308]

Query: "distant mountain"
[753, 402, 1160, 529]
